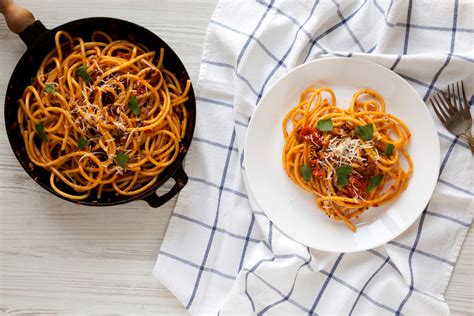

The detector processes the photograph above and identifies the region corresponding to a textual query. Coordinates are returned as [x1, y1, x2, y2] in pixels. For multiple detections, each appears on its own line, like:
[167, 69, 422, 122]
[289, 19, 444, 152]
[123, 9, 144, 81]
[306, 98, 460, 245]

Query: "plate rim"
[244, 57, 441, 253]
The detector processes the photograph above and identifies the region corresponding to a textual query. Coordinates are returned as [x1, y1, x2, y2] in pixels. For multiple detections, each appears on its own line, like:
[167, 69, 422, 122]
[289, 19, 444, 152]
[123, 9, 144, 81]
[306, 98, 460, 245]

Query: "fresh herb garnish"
[115, 152, 129, 168]
[76, 65, 92, 83]
[336, 165, 352, 187]
[356, 123, 374, 141]
[316, 118, 333, 132]
[45, 83, 55, 95]
[128, 96, 141, 115]
[77, 136, 90, 149]
[35, 121, 48, 142]
[385, 143, 394, 156]
[366, 174, 384, 192]
[301, 164, 312, 181]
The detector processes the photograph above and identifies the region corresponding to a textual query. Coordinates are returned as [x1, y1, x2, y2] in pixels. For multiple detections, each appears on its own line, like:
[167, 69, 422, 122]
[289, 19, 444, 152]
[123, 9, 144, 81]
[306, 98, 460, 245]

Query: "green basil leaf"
[45, 83, 55, 95]
[77, 136, 90, 149]
[128, 96, 141, 115]
[316, 118, 333, 132]
[356, 123, 374, 141]
[76, 65, 92, 83]
[385, 143, 394, 156]
[366, 174, 384, 192]
[35, 121, 48, 142]
[336, 165, 352, 187]
[115, 152, 129, 168]
[301, 164, 312, 181]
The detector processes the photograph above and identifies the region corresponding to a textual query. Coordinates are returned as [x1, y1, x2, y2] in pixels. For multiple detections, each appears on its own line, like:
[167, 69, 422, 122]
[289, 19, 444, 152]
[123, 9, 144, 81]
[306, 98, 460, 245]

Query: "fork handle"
[463, 128, 474, 155]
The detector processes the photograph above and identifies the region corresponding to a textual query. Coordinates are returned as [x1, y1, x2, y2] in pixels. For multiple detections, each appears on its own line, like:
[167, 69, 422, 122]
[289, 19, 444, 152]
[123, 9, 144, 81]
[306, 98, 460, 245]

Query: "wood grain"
[0, 0, 472, 314]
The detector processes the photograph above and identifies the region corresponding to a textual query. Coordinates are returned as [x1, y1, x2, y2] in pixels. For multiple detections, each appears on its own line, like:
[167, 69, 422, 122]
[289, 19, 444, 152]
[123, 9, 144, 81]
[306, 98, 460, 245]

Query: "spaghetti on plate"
[282, 87, 413, 232]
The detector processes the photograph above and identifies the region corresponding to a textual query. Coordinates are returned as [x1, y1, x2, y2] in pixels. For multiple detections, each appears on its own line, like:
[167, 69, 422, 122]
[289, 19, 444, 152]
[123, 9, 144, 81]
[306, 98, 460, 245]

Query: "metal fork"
[430, 81, 474, 155]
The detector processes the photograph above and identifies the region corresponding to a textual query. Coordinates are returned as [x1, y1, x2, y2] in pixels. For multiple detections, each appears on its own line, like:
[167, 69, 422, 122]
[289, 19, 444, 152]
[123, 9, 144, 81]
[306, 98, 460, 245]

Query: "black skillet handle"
[143, 165, 188, 208]
[19, 20, 48, 48]
[0, 0, 48, 48]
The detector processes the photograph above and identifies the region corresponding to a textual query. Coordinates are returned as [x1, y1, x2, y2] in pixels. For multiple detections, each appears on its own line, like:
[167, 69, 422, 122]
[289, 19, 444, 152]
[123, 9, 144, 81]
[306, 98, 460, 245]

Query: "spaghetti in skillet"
[282, 87, 413, 232]
[18, 31, 190, 200]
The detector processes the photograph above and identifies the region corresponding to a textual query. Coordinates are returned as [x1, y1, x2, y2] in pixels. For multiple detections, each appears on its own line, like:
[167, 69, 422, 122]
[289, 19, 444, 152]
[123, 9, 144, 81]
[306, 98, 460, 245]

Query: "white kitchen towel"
[154, 0, 473, 315]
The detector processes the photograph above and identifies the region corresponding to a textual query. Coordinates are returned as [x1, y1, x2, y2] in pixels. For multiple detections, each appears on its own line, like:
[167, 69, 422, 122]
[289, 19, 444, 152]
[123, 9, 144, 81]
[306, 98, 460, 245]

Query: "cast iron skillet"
[1, 1, 195, 207]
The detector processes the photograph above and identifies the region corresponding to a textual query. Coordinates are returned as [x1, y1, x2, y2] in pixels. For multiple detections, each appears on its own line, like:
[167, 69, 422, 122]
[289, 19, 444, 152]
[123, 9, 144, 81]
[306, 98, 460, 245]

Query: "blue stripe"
[186, 130, 237, 309]
[304, 0, 368, 62]
[197, 96, 233, 108]
[403, 0, 413, 54]
[389, 240, 455, 266]
[395, 210, 427, 315]
[236, 72, 260, 96]
[193, 137, 238, 152]
[349, 256, 390, 315]
[159, 250, 236, 280]
[366, 249, 446, 304]
[373, 0, 385, 15]
[258, 250, 313, 315]
[244, 252, 313, 312]
[422, 55, 453, 101]
[438, 132, 470, 149]
[268, 221, 273, 248]
[202, 59, 235, 70]
[425, 210, 470, 227]
[367, 43, 377, 53]
[201, 58, 261, 97]
[422, 0, 459, 101]
[189, 176, 248, 199]
[238, 213, 256, 272]
[374, 0, 473, 34]
[172, 213, 261, 243]
[257, 0, 312, 39]
[391, 55, 402, 70]
[319, 269, 398, 314]
[438, 178, 474, 196]
[209, 19, 287, 68]
[245, 256, 275, 312]
[439, 136, 459, 174]
[396, 23, 474, 33]
[235, 120, 249, 128]
[387, 0, 394, 15]
[256, 0, 319, 103]
[452, 53, 474, 63]
[366, 249, 400, 273]
[236, 0, 275, 66]
[250, 271, 311, 313]
[309, 253, 344, 314]
[331, 0, 366, 52]
[398, 73, 442, 93]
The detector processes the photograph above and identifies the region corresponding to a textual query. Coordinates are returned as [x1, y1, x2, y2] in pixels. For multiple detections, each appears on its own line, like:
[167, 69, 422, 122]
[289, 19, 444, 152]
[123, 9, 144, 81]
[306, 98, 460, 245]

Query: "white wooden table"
[0, 1, 472, 314]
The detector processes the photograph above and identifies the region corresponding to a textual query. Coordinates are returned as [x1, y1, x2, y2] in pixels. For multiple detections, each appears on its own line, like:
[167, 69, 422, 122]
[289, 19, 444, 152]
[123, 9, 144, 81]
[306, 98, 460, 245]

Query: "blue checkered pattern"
[154, 1, 473, 314]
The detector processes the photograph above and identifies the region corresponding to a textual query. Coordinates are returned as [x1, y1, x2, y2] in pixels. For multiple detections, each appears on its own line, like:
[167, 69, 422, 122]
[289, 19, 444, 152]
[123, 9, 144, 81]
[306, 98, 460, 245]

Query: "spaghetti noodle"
[282, 87, 413, 232]
[18, 31, 190, 200]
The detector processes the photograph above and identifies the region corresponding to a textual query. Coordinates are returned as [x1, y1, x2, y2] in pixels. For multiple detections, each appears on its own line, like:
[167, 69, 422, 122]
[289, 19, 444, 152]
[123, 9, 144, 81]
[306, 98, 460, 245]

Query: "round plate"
[244, 57, 440, 253]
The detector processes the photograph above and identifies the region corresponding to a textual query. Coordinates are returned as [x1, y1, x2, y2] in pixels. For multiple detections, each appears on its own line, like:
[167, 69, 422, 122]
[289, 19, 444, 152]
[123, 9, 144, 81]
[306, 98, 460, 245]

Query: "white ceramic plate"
[244, 57, 440, 253]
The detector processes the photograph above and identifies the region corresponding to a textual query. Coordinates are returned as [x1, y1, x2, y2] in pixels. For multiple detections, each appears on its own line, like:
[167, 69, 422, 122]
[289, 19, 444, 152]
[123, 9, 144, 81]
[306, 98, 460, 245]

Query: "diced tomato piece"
[297, 127, 323, 146]
[117, 51, 131, 59]
[309, 159, 324, 179]
[347, 175, 367, 198]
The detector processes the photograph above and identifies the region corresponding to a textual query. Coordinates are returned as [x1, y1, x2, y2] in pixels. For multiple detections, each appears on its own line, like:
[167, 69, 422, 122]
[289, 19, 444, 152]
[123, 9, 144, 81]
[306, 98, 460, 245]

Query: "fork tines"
[430, 81, 468, 123]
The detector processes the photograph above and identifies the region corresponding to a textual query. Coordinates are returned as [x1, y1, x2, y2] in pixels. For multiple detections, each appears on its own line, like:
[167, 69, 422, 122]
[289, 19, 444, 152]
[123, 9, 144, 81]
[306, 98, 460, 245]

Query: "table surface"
[0, 1, 472, 314]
